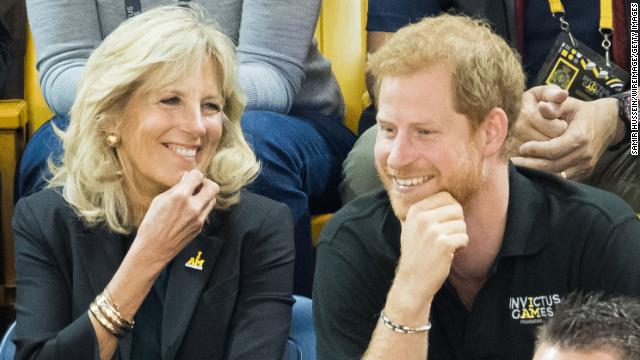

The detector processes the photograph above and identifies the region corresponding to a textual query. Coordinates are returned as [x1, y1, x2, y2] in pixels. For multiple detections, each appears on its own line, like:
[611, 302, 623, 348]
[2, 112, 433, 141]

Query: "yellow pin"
[185, 251, 205, 270]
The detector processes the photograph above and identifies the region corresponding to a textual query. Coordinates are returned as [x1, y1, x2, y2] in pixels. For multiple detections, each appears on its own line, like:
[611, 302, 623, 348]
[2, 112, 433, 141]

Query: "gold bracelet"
[103, 287, 120, 312]
[89, 301, 124, 337]
[96, 294, 134, 330]
[102, 289, 133, 328]
[97, 293, 134, 328]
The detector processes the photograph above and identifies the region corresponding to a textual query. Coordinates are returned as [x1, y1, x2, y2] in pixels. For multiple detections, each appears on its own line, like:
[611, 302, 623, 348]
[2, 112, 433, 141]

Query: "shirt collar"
[499, 163, 551, 257]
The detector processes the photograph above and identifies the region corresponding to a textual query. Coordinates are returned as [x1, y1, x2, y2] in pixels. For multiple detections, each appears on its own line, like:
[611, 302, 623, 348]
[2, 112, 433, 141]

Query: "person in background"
[340, 0, 638, 212]
[22, 0, 356, 296]
[533, 293, 640, 360]
[13, 6, 294, 359]
[0, 20, 8, 91]
[313, 14, 640, 360]
[0, 0, 26, 99]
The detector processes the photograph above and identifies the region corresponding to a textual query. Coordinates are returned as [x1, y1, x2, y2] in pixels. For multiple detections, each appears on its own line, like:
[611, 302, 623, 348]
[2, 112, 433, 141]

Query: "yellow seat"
[316, 0, 367, 134]
[311, 0, 367, 245]
[0, 31, 53, 303]
[24, 27, 54, 136]
[0, 100, 27, 312]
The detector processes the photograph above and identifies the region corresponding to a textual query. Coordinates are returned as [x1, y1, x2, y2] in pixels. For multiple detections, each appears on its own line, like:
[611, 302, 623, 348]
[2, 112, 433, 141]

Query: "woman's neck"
[124, 185, 154, 227]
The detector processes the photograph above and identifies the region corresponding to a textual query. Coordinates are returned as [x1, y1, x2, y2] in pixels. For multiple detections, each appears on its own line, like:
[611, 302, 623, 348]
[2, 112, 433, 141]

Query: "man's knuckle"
[416, 212, 432, 225]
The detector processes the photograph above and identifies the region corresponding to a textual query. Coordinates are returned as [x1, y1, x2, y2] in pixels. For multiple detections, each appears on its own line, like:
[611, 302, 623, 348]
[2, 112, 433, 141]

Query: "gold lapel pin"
[185, 251, 205, 271]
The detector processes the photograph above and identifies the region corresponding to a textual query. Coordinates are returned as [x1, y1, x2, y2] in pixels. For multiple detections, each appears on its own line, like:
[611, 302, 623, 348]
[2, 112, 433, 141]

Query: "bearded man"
[312, 14, 640, 360]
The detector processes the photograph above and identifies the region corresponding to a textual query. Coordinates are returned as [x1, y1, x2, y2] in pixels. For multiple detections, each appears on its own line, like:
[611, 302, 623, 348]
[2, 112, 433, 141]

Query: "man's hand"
[364, 192, 468, 360]
[507, 85, 569, 156]
[392, 192, 469, 309]
[512, 96, 621, 180]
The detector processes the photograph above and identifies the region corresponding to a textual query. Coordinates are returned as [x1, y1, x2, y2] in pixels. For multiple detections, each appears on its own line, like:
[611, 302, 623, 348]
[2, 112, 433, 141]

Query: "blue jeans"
[16, 111, 356, 296]
[241, 109, 355, 296]
[14, 114, 68, 202]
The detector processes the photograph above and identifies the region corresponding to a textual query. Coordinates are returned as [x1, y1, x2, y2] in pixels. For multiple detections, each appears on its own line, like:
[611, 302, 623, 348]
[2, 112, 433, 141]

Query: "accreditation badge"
[535, 32, 629, 101]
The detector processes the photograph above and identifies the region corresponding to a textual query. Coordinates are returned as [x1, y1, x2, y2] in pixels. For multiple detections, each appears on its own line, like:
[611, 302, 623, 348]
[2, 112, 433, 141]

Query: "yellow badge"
[185, 251, 205, 271]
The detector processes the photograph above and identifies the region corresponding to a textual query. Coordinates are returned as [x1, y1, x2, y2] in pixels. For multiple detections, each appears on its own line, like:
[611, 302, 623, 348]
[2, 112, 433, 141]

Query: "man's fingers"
[512, 117, 552, 142]
[537, 101, 561, 119]
[530, 84, 569, 104]
[518, 135, 577, 160]
[448, 233, 469, 251]
[407, 191, 459, 214]
[424, 203, 465, 223]
[444, 220, 467, 235]
[529, 115, 568, 139]
[511, 155, 573, 174]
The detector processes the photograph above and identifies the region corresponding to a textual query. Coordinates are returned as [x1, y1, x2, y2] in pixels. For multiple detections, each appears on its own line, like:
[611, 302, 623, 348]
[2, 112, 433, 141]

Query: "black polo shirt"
[313, 164, 640, 360]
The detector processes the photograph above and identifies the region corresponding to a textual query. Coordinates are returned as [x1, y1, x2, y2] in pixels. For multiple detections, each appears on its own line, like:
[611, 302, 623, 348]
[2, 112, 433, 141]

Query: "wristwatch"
[607, 91, 631, 151]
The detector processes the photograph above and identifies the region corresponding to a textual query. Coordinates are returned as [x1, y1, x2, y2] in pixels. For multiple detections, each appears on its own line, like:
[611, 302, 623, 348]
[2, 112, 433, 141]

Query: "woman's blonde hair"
[49, 4, 259, 233]
[368, 14, 525, 154]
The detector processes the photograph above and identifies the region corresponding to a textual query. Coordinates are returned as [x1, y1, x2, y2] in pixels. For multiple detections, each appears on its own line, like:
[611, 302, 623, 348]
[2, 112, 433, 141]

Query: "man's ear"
[478, 107, 508, 158]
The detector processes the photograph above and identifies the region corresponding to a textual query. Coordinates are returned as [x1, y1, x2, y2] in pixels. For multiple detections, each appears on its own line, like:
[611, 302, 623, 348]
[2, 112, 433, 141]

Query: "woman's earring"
[106, 134, 120, 147]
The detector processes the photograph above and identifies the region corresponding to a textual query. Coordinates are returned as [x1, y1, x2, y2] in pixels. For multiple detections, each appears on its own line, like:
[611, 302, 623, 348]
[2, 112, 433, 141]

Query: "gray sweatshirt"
[26, 0, 344, 118]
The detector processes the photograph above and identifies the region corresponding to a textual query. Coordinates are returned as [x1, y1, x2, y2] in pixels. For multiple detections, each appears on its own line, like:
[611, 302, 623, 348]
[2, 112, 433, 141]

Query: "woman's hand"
[132, 169, 220, 266]
[89, 170, 219, 359]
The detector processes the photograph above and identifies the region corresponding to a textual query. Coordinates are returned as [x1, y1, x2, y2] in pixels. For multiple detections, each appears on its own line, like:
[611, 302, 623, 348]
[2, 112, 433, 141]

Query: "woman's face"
[116, 59, 224, 198]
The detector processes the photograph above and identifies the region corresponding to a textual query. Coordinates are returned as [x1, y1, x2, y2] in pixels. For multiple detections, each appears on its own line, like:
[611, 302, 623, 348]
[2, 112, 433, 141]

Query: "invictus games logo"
[509, 294, 562, 325]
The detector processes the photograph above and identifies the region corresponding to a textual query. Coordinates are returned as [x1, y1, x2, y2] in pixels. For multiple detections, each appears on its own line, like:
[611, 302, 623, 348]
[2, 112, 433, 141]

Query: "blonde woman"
[13, 6, 294, 359]
[25, 0, 357, 297]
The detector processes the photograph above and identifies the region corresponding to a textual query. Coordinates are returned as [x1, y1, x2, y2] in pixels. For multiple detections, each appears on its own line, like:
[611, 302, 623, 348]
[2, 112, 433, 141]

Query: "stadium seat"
[0, 321, 15, 359]
[311, 0, 368, 244]
[286, 295, 316, 360]
[2, 298, 316, 360]
[1, 26, 50, 328]
[316, 0, 367, 133]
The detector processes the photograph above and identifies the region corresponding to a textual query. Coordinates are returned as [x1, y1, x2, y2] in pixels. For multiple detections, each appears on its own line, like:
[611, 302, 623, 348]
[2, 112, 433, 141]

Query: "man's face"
[374, 66, 486, 221]
[533, 342, 619, 360]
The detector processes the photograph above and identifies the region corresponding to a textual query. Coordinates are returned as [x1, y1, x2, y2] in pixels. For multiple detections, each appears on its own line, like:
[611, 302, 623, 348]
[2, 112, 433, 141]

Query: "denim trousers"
[16, 110, 356, 296]
[241, 109, 356, 296]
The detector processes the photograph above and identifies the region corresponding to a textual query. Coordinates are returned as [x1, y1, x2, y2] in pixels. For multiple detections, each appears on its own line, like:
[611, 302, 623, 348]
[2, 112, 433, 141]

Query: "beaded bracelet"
[380, 311, 431, 334]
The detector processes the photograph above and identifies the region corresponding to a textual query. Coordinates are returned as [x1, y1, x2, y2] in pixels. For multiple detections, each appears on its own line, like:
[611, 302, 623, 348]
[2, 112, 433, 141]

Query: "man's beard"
[378, 146, 486, 221]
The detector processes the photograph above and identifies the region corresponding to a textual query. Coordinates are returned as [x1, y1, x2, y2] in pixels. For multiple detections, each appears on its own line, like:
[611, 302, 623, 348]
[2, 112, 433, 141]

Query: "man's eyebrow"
[376, 117, 438, 126]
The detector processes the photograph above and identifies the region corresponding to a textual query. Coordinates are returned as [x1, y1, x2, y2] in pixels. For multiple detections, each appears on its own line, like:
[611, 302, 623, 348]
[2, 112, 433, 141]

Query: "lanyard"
[547, 0, 614, 67]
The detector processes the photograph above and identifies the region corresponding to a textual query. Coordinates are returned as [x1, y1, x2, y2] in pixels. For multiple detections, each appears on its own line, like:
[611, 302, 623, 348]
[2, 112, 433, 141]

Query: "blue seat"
[0, 321, 15, 360]
[0, 296, 316, 360]
[286, 295, 316, 360]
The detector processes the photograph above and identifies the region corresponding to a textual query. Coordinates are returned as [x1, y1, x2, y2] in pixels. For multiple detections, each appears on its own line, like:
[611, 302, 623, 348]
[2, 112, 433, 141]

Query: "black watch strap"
[607, 92, 631, 151]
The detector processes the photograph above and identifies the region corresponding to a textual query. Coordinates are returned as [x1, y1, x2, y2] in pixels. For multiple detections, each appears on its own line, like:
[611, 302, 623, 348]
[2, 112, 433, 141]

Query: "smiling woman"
[114, 60, 225, 223]
[54, 4, 257, 232]
[12, 5, 294, 360]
